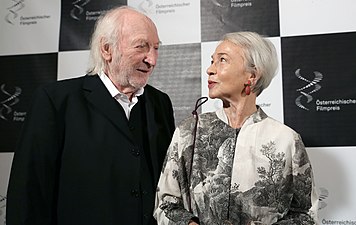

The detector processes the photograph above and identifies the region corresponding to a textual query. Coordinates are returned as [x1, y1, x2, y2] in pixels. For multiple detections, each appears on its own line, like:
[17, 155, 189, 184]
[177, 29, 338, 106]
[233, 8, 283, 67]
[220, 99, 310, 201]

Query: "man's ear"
[100, 39, 112, 61]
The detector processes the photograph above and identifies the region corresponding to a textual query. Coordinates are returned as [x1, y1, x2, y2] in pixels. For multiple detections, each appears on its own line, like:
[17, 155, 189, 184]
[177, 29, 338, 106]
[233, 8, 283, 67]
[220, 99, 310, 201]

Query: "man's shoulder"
[42, 75, 101, 92]
[34, 75, 101, 101]
[45, 75, 90, 88]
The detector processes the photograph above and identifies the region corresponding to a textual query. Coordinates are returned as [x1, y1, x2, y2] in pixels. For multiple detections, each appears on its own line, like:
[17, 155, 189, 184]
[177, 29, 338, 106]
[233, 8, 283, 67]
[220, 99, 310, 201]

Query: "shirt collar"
[98, 71, 144, 100]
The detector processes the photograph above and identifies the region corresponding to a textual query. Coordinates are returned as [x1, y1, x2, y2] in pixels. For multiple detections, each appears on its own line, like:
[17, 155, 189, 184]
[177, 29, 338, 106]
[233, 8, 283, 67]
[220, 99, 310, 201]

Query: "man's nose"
[144, 48, 158, 66]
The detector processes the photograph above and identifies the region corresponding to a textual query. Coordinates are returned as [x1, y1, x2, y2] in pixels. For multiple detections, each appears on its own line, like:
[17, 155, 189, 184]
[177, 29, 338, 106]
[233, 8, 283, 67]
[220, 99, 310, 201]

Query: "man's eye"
[220, 57, 226, 62]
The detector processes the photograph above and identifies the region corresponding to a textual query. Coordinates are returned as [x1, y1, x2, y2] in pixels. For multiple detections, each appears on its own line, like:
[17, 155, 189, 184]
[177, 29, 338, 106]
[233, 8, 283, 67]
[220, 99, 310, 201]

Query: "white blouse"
[154, 107, 319, 225]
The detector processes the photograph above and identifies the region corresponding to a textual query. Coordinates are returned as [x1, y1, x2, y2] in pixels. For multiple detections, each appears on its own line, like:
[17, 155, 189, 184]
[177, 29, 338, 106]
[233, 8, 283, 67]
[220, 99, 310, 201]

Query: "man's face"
[109, 15, 160, 91]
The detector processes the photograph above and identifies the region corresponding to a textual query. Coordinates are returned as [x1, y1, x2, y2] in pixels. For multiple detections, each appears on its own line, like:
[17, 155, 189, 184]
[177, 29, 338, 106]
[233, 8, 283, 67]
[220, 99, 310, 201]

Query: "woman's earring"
[244, 80, 251, 95]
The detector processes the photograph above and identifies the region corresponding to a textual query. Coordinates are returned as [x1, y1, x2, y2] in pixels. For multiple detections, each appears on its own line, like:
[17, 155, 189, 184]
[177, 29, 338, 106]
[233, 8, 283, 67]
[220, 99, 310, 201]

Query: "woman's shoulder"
[257, 116, 301, 142]
[253, 108, 300, 136]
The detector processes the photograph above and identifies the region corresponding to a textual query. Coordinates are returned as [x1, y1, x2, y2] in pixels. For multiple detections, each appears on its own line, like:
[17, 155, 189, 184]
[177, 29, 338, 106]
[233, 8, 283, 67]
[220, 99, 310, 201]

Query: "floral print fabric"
[154, 107, 319, 225]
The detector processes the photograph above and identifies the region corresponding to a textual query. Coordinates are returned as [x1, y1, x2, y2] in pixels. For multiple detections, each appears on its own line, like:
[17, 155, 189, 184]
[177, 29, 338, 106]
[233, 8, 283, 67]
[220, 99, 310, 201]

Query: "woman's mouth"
[208, 80, 216, 89]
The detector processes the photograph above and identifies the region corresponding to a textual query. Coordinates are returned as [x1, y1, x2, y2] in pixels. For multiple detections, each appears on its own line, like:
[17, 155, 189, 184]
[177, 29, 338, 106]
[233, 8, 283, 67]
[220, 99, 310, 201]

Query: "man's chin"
[130, 80, 148, 89]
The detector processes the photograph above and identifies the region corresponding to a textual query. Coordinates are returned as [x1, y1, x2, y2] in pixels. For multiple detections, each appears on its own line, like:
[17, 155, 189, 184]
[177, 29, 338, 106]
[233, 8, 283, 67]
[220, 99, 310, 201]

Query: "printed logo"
[5, 0, 25, 25]
[138, 0, 154, 14]
[0, 84, 22, 121]
[211, 0, 252, 8]
[295, 68, 323, 111]
[318, 187, 329, 210]
[70, 0, 90, 20]
[211, 0, 229, 8]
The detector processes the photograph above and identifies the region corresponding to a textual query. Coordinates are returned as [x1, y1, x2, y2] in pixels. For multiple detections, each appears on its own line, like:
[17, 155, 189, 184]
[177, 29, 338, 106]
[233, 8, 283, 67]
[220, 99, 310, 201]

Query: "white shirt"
[99, 71, 144, 119]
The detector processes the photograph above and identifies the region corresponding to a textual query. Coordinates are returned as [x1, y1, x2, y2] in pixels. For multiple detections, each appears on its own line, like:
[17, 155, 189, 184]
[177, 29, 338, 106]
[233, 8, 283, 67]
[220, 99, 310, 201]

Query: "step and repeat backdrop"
[1, 0, 356, 224]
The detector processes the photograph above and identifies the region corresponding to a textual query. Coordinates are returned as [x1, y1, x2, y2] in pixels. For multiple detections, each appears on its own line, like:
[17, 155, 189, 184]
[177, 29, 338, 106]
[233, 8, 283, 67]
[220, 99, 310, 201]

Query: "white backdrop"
[1, 0, 356, 224]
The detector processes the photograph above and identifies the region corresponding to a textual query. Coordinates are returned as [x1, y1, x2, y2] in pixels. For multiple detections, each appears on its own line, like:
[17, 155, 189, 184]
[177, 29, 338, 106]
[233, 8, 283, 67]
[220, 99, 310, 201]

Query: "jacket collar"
[82, 75, 135, 143]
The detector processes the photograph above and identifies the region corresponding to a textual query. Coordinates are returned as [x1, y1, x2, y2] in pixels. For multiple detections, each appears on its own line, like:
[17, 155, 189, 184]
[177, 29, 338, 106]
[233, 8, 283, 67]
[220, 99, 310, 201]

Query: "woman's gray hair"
[222, 32, 278, 96]
[86, 6, 138, 75]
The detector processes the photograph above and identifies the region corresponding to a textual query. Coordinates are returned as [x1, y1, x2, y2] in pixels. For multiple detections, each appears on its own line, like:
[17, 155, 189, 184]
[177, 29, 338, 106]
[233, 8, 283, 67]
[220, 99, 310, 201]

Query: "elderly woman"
[154, 32, 319, 225]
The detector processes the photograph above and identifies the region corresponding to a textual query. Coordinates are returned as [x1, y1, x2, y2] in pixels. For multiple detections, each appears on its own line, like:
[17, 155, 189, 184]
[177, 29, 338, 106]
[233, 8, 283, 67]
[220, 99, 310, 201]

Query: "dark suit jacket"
[6, 75, 175, 225]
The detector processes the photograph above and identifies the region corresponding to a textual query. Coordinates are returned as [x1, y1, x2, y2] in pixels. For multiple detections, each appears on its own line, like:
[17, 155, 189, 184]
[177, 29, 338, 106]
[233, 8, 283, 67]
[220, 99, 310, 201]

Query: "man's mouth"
[137, 68, 150, 73]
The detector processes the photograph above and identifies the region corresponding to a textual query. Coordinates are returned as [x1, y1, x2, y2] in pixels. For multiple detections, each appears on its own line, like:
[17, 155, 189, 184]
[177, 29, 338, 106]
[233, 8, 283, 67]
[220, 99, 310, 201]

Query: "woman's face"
[206, 40, 251, 101]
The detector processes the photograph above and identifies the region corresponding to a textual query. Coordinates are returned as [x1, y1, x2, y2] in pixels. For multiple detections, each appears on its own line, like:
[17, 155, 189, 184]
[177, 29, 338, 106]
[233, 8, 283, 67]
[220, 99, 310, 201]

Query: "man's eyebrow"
[132, 39, 161, 46]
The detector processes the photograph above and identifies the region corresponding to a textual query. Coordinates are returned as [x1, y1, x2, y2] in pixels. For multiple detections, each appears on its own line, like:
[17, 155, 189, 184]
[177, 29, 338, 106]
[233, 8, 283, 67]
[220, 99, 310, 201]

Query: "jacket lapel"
[82, 75, 135, 143]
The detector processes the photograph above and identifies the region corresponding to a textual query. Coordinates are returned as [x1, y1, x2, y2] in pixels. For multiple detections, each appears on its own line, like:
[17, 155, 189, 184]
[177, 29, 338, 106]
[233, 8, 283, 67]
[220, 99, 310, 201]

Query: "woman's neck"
[223, 99, 257, 129]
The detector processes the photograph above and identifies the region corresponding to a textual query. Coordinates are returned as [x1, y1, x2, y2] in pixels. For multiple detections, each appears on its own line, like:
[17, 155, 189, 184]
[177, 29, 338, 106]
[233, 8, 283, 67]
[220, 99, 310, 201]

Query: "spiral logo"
[5, 0, 25, 25]
[138, 0, 154, 14]
[210, 0, 229, 8]
[295, 68, 323, 111]
[318, 187, 329, 210]
[70, 0, 90, 20]
[0, 84, 22, 121]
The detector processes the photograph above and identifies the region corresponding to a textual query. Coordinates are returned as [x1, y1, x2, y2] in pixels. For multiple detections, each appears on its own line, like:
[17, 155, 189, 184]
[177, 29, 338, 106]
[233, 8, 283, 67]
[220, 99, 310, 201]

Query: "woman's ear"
[249, 72, 258, 86]
[100, 39, 112, 61]
[249, 64, 262, 85]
